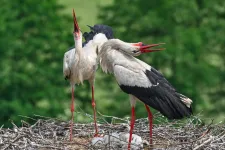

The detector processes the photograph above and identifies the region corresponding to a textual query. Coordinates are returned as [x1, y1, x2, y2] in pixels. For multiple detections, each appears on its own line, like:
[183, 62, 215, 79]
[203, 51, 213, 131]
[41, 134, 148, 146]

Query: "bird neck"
[74, 36, 83, 58]
[92, 33, 108, 54]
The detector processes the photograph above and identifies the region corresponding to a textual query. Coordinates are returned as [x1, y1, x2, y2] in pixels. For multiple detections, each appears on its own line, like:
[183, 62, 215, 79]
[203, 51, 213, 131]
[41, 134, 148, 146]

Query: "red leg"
[70, 86, 75, 141]
[145, 104, 153, 145]
[91, 86, 99, 137]
[128, 107, 135, 150]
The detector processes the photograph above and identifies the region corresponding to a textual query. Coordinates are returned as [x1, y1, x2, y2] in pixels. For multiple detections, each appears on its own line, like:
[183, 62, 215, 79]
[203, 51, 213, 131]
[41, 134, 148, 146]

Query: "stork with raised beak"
[63, 10, 113, 141]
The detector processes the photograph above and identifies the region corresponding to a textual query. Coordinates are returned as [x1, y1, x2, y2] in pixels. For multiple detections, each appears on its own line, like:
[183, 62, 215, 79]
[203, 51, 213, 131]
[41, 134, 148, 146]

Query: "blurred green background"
[0, 0, 224, 127]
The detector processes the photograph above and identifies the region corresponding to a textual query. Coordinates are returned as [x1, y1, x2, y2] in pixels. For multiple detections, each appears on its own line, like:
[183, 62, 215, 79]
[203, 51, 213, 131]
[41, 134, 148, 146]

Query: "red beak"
[73, 9, 79, 33]
[140, 43, 165, 53]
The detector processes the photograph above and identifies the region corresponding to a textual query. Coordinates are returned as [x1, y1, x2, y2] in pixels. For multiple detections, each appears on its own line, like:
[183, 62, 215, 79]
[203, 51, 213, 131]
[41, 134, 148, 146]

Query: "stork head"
[121, 42, 165, 56]
[73, 9, 82, 40]
[108, 39, 165, 56]
[130, 42, 165, 56]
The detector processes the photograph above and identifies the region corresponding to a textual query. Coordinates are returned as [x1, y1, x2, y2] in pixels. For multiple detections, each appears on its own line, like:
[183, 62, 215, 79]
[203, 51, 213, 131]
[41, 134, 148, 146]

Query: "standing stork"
[63, 9, 113, 141]
[98, 39, 193, 149]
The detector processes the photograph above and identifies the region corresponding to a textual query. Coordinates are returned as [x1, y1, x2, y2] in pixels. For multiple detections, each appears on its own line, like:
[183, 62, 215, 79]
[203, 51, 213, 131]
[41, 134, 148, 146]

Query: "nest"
[0, 113, 224, 150]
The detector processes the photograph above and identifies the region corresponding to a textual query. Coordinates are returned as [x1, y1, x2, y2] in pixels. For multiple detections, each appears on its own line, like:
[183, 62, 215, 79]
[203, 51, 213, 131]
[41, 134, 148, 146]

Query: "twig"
[0, 114, 224, 150]
[97, 111, 129, 123]
[18, 115, 36, 121]
[193, 136, 214, 150]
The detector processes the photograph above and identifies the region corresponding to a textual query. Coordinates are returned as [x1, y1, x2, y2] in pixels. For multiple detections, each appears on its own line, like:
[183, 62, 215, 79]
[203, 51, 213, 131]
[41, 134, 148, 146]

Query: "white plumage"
[63, 43, 98, 84]
[98, 38, 192, 148]
[99, 39, 192, 108]
[63, 10, 110, 141]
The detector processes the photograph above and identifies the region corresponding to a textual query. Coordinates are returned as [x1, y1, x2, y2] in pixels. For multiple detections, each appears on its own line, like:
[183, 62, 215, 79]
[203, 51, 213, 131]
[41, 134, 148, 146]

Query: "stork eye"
[132, 50, 139, 53]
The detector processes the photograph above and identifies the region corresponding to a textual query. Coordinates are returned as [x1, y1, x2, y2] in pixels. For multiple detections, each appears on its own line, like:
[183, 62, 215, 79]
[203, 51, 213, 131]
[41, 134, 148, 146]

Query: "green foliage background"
[0, 0, 224, 127]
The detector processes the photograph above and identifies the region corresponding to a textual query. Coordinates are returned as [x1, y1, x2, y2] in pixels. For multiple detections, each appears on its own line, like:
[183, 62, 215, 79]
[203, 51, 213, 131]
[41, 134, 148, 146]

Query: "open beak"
[73, 9, 79, 33]
[132, 42, 165, 53]
[140, 43, 165, 53]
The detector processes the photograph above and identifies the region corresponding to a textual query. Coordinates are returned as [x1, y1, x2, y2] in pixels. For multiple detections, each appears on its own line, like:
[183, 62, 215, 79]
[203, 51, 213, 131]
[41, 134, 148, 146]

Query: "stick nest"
[0, 113, 224, 150]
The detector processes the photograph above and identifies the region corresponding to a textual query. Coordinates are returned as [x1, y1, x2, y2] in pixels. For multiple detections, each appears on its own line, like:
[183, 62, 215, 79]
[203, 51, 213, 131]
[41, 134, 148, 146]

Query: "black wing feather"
[120, 68, 192, 119]
[83, 24, 114, 46]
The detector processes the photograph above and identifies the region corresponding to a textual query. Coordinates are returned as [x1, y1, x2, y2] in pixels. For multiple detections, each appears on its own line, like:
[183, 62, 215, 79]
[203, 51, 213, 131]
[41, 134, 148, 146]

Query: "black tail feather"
[139, 92, 192, 119]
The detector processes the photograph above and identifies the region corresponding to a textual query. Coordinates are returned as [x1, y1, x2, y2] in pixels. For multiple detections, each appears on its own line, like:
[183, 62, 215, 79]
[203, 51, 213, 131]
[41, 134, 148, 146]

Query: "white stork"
[97, 38, 193, 149]
[63, 10, 113, 141]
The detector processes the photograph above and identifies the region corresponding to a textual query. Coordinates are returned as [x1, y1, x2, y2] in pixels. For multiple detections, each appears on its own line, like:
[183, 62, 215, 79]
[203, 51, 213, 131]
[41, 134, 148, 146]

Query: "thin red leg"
[145, 104, 153, 145]
[128, 107, 135, 150]
[91, 86, 99, 137]
[70, 86, 75, 141]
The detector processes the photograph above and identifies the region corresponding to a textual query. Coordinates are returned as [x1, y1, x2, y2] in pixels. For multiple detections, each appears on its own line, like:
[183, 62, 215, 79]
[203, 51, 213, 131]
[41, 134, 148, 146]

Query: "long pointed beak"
[73, 9, 79, 33]
[140, 43, 165, 53]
